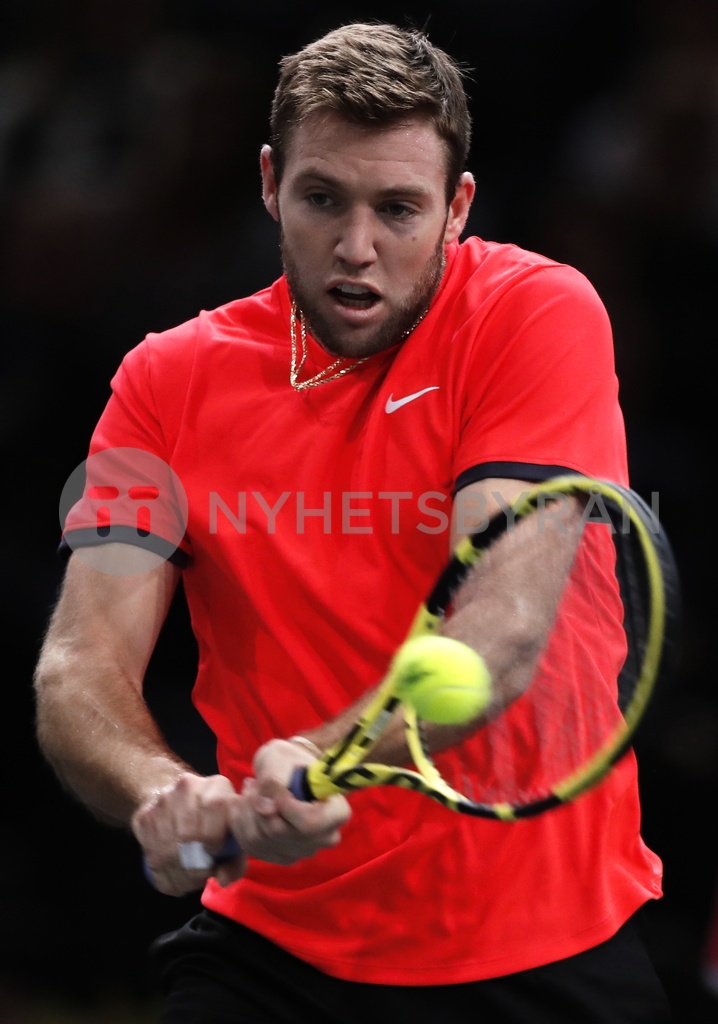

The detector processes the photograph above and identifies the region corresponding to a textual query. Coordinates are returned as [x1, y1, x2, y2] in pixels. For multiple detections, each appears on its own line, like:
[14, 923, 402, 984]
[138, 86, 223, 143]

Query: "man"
[33, 21, 671, 1023]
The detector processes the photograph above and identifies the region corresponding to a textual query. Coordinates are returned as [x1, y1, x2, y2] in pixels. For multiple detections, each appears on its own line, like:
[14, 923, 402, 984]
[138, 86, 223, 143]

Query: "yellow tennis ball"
[392, 635, 492, 725]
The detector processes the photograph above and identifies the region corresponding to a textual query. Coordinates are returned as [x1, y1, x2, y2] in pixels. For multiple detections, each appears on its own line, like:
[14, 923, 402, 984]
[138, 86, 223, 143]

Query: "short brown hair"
[269, 22, 472, 201]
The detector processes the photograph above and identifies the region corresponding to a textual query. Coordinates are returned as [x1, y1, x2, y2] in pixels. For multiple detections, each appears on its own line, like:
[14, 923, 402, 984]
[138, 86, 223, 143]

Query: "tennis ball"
[392, 635, 492, 725]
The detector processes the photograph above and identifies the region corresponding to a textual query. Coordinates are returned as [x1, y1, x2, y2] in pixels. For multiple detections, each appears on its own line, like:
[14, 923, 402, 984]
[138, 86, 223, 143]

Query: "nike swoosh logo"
[385, 387, 440, 414]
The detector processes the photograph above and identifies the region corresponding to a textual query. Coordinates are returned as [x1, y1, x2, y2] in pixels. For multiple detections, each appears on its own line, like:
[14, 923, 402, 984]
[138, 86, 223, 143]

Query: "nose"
[334, 208, 377, 266]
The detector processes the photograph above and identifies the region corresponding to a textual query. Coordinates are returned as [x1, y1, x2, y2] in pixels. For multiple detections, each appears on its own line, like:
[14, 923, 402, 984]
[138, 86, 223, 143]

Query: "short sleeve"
[60, 330, 195, 564]
[453, 263, 629, 491]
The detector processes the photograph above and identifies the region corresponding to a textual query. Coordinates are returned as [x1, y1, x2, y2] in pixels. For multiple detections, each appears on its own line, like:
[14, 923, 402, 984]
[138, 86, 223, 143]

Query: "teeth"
[337, 283, 372, 296]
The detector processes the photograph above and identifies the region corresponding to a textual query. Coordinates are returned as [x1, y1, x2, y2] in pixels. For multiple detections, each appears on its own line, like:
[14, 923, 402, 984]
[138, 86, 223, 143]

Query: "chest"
[175, 344, 461, 549]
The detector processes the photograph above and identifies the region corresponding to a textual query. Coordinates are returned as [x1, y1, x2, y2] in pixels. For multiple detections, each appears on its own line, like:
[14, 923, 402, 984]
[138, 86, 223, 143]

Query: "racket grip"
[143, 833, 241, 885]
[178, 834, 242, 869]
[289, 766, 316, 801]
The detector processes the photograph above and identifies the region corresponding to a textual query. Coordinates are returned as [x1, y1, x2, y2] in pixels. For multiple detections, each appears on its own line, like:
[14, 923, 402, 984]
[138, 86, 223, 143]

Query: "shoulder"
[118, 280, 286, 385]
[445, 236, 606, 314]
[148, 281, 282, 358]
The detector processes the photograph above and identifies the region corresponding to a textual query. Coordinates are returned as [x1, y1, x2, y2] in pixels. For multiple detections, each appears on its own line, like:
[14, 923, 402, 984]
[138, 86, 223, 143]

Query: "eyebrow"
[293, 170, 431, 199]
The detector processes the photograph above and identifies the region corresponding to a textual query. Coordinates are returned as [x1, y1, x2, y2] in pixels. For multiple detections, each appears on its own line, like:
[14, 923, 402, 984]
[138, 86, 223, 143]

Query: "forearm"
[294, 672, 470, 767]
[34, 649, 196, 827]
[440, 495, 583, 713]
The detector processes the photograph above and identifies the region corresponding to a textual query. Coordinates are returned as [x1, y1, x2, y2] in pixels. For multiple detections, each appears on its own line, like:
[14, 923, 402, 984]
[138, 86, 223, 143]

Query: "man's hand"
[235, 738, 351, 865]
[132, 773, 246, 896]
[133, 742, 351, 896]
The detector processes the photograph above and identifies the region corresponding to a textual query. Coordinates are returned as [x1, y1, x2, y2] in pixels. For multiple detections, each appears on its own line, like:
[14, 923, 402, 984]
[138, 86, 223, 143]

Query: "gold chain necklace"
[289, 303, 428, 392]
[289, 305, 369, 391]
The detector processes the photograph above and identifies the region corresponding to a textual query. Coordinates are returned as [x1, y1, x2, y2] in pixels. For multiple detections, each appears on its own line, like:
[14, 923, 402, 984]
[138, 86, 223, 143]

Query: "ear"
[260, 145, 279, 221]
[443, 172, 475, 244]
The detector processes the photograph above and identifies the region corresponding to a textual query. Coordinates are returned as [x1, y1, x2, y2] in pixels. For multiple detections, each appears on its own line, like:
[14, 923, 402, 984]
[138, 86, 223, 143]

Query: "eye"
[382, 201, 415, 219]
[306, 192, 333, 208]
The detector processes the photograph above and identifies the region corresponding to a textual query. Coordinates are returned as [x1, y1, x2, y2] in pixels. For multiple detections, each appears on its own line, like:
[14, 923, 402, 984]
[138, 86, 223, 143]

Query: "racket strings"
[436, 520, 632, 809]
[614, 527, 649, 713]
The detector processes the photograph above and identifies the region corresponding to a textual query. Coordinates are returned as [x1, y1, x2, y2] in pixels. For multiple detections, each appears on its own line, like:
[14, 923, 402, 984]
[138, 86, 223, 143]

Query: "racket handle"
[289, 765, 315, 801]
[178, 834, 242, 869]
[143, 833, 242, 885]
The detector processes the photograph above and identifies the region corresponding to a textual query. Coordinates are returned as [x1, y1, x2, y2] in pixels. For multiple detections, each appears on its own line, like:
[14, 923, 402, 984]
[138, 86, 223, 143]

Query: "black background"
[1, 1, 715, 1021]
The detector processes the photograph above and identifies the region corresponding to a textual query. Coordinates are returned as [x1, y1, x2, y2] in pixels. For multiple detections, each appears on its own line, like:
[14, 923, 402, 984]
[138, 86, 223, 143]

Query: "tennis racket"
[172, 473, 679, 874]
[287, 474, 680, 821]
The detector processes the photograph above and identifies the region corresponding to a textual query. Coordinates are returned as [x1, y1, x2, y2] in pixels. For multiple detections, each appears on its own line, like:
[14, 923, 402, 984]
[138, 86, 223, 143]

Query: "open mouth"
[330, 283, 379, 309]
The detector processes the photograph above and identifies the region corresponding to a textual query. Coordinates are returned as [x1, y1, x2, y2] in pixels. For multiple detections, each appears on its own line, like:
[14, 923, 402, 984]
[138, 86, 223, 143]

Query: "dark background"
[2, 1, 716, 1021]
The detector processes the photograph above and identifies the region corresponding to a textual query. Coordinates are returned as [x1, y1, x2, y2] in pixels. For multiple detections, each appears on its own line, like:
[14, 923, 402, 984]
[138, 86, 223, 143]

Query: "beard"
[280, 227, 447, 358]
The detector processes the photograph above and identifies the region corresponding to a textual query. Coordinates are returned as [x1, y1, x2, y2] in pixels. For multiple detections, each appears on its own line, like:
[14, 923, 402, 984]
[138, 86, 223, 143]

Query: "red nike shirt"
[63, 237, 662, 983]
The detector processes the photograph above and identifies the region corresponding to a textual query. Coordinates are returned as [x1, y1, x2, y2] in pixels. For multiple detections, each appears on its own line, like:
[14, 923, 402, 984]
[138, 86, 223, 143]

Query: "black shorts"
[149, 908, 672, 1024]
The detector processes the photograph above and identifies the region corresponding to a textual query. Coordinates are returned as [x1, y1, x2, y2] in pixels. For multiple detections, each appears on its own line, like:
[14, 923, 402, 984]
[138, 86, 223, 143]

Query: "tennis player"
[33, 22, 672, 1023]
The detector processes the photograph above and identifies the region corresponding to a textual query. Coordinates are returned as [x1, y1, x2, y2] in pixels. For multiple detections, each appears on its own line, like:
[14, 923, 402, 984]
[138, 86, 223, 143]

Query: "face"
[261, 113, 475, 357]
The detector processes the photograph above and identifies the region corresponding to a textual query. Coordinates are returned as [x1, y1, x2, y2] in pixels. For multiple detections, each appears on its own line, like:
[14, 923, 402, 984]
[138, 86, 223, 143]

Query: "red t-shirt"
[63, 237, 662, 984]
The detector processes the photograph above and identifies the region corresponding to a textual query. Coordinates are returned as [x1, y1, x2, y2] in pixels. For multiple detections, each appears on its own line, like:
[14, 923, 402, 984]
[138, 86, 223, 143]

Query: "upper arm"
[37, 545, 181, 693]
[450, 478, 534, 551]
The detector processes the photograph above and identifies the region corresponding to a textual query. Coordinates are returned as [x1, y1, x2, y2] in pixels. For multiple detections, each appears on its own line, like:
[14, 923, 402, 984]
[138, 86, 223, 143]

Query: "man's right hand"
[132, 772, 246, 896]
